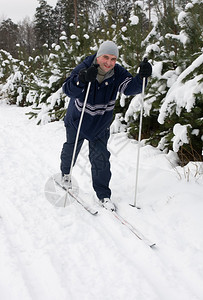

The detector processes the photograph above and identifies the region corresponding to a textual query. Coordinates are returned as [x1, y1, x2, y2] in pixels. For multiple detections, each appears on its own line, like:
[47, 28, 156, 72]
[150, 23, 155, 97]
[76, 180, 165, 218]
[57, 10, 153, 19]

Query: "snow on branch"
[158, 54, 203, 124]
[172, 123, 191, 152]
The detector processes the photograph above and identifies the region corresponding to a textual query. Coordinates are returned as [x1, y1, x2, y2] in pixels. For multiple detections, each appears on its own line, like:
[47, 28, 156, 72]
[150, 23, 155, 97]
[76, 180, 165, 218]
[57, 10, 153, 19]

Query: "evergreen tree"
[17, 17, 36, 57]
[26, 32, 73, 123]
[0, 19, 19, 57]
[0, 46, 35, 106]
[34, 0, 55, 49]
[100, 0, 136, 24]
[0, 49, 18, 84]
[157, 0, 203, 162]
[53, 0, 98, 39]
[126, 0, 203, 163]
[118, 3, 150, 68]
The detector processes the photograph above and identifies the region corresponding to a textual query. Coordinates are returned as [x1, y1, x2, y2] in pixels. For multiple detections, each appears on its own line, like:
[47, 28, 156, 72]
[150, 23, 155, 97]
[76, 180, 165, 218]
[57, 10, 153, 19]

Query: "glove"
[139, 58, 152, 79]
[78, 64, 99, 83]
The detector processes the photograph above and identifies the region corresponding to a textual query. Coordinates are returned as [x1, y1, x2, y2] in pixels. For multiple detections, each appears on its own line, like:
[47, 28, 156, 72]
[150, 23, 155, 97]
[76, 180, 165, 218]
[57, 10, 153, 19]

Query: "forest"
[0, 0, 202, 164]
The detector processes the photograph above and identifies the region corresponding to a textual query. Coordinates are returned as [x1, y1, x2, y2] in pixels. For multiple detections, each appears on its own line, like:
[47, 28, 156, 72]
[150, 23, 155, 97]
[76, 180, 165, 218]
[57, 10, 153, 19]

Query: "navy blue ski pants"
[60, 122, 111, 199]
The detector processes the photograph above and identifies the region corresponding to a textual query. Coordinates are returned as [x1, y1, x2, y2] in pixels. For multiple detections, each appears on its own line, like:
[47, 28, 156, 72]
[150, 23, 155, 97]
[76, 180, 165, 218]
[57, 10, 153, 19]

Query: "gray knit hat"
[96, 41, 119, 58]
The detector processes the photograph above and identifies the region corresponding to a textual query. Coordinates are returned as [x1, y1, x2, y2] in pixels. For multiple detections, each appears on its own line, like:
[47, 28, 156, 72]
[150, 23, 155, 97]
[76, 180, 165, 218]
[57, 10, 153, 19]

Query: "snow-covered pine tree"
[0, 50, 18, 84]
[126, 0, 202, 164]
[114, 2, 152, 129]
[157, 0, 203, 163]
[26, 34, 69, 124]
[0, 47, 35, 106]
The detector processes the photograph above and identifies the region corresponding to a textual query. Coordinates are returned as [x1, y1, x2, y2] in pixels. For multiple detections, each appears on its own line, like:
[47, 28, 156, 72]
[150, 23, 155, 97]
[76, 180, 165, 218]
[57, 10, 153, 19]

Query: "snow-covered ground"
[0, 101, 203, 300]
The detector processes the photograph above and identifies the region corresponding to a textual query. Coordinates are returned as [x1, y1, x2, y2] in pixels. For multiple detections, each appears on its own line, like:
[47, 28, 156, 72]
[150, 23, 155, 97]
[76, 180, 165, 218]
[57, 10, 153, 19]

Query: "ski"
[68, 189, 98, 215]
[111, 210, 155, 247]
[50, 177, 154, 245]
[53, 178, 98, 215]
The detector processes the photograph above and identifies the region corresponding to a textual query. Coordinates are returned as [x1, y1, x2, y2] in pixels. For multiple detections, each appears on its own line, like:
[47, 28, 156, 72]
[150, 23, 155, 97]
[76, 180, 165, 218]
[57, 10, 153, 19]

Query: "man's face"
[96, 54, 117, 73]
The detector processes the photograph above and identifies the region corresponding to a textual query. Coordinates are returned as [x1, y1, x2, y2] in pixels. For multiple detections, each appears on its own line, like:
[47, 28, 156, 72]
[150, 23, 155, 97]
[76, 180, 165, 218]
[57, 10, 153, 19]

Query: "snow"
[151, 60, 163, 78]
[121, 26, 127, 32]
[0, 102, 203, 300]
[146, 44, 160, 55]
[185, 2, 194, 9]
[129, 15, 139, 26]
[178, 11, 187, 25]
[70, 35, 77, 40]
[165, 31, 188, 45]
[158, 54, 203, 124]
[172, 123, 191, 152]
[83, 34, 90, 40]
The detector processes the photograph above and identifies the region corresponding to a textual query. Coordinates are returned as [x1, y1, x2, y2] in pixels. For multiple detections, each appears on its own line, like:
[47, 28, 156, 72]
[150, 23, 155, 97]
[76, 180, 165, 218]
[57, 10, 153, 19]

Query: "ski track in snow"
[0, 103, 203, 300]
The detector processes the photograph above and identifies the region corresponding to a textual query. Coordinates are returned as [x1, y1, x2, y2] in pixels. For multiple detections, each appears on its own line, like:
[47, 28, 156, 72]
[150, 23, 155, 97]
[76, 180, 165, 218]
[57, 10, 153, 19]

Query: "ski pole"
[131, 77, 146, 208]
[69, 81, 91, 180]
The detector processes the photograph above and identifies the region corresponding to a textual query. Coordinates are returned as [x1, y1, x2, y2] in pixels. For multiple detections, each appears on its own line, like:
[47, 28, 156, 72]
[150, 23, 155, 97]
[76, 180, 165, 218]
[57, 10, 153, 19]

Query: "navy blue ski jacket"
[63, 54, 143, 140]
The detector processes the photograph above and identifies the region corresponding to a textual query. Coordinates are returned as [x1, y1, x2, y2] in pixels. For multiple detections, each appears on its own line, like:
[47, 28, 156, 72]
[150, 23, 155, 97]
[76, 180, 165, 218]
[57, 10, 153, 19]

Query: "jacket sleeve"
[62, 66, 86, 98]
[117, 66, 145, 96]
[62, 59, 90, 98]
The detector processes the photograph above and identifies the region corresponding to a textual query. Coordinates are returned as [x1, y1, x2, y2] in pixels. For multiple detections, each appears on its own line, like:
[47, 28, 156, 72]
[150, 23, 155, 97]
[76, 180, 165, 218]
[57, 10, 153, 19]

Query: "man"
[61, 41, 152, 211]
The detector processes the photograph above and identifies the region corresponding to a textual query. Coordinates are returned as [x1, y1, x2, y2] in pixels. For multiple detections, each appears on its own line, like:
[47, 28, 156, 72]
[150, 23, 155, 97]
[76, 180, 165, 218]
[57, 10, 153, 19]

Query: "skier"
[60, 40, 152, 211]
